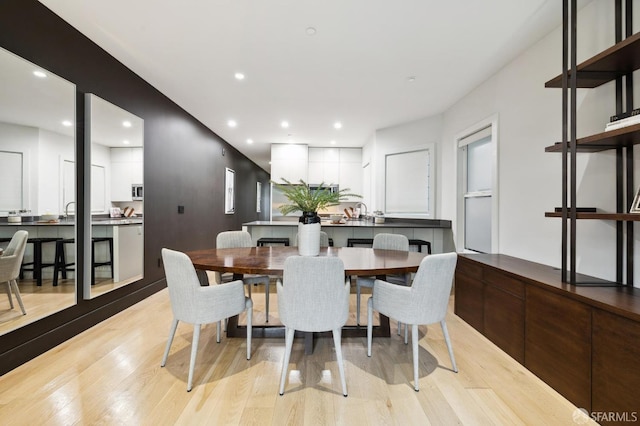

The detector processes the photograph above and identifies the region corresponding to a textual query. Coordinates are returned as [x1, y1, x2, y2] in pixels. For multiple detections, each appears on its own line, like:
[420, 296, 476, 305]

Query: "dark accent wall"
[0, 0, 271, 374]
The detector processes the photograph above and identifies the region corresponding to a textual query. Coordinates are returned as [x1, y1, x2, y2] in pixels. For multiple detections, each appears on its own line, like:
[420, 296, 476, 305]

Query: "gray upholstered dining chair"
[277, 256, 350, 396]
[160, 248, 252, 392]
[1, 230, 28, 315]
[294, 230, 330, 247]
[356, 233, 410, 325]
[367, 252, 458, 391]
[217, 231, 271, 322]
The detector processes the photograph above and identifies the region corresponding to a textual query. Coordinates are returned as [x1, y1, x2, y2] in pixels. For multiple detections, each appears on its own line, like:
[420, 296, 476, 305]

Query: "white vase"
[298, 222, 321, 256]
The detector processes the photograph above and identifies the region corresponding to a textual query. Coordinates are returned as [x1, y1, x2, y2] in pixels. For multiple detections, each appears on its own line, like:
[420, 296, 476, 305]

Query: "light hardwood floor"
[0, 287, 595, 425]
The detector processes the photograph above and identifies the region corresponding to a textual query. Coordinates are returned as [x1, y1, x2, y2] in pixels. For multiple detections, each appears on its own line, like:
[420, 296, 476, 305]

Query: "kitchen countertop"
[244, 218, 451, 228]
[0, 218, 143, 226]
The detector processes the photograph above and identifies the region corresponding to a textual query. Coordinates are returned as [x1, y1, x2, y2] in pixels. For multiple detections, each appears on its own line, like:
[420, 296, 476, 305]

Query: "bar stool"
[347, 238, 373, 247]
[257, 237, 290, 246]
[53, 237, 114, 286]
[91, 237, 114, 285]
[408, 239, 432, 254]
[19, 237, 61, 286]
[53, 238, 75, 287]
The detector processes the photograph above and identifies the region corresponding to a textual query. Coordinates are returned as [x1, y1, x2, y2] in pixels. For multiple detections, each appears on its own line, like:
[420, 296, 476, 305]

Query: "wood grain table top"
[187, 246, 428, 276]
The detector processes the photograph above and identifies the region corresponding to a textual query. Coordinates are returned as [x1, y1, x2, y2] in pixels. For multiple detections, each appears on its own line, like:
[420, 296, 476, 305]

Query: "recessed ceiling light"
[333, 122, 342, 129]
[306, 27, 317, 36]
[123, 140, 130, 145]
[234, 72, 245, 80]
[330, 140, 336, 145]
[407, 76, 417, 82]
[122, 120, 132, 128]
[247, 138, 253, 144]
[227, 119, 237, 128]
[281, 121, 289, 128]
[62, 120, 72, 127]
[33, 70, 46, 78]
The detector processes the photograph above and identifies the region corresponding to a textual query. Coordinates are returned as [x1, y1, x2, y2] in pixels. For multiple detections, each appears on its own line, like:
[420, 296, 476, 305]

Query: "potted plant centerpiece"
[272, 178, 361, 255]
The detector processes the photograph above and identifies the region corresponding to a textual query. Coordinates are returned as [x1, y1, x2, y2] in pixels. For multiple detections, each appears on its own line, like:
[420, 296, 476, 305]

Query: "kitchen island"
[0, 218, 143, 283]
[243, 218, 454, 253]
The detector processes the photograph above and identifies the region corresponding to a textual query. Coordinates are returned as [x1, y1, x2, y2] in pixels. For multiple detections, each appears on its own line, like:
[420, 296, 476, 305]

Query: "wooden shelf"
[545, 123, 640, 152]
[545, 211, 640, 221]
[545, 31, 640, 88]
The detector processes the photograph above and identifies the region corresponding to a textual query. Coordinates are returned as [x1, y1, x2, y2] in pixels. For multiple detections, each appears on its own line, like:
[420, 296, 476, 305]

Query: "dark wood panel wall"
[0, 0, 271, 374]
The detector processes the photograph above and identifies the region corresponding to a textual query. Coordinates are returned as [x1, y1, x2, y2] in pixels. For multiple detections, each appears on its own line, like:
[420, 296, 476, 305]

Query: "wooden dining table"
[187, 246, 429, 353]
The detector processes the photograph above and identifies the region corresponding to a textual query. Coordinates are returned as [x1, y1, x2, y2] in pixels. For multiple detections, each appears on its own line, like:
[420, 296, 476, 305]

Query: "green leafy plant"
[272, 178, 361, 215]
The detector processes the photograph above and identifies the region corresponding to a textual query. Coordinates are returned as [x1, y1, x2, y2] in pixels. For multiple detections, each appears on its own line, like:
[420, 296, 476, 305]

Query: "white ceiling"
[37, 0, 576, 172]
[0, 46, 144, 148]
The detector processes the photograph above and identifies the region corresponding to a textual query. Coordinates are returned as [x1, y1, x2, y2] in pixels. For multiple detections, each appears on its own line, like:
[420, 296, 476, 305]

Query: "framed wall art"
[225, 167, 235, 214]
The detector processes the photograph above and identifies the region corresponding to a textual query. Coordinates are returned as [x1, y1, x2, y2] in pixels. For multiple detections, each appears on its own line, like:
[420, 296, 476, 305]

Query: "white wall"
[368, 2, 639, 284]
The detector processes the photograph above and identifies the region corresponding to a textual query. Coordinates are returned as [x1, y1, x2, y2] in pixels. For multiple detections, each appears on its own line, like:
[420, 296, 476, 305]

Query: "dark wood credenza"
[455, 254, 640, 418]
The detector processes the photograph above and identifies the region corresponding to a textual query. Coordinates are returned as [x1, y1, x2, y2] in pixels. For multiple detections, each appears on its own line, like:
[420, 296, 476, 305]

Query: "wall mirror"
[0, 47, 77, 335]
[85, 94, 144, 299]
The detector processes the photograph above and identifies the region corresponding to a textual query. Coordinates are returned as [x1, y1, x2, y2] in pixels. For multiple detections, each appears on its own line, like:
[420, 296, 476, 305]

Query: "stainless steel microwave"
[131, 184, 143, 200]
[308, 184, 339, 194]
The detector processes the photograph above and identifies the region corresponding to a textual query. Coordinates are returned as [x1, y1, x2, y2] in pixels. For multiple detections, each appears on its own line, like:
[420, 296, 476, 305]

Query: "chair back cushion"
[217, 230, 253, 249]
[373, 233, 409, 251]
[409, 252, 457, 324]
[279, 256, 348, 332]
[0, 230, 28, 281]
[161, 248, 204, 321]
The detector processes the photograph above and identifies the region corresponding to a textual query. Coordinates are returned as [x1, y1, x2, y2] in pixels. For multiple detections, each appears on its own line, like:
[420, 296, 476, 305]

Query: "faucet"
[64, 201, 75, 220]
[355, 202, 367, 220]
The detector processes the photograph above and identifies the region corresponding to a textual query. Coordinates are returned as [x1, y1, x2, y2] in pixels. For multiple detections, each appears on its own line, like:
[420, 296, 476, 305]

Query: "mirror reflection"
[0, 47, 76, 335]
[86, 94, 144, 299]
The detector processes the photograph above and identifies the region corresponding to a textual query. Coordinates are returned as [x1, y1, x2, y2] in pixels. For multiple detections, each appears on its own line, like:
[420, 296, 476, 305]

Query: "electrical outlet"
[178, 205, 184, 214]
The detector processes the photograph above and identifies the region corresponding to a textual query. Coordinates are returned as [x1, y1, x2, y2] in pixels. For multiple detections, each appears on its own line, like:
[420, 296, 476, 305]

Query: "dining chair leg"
[412, 324, 420, 391]
[216, 321, 222, 343]
[332, 328, 348, 397]
[161, 318, 179, 367]
[366, 297, 373, 357]
[5, 282, 14, 309]
[246, 298, 253, 360]
[404, 322, 409, 344]
[279, 327, 295, 395]
[187, 324, 201, 392]
[441, 320, 458, 373]
[10, 280, 26, 315]
[356, 283, 362, 325]
[264, 279, 269, 322]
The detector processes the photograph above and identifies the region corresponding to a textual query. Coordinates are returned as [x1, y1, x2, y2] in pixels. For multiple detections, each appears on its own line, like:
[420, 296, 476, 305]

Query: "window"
[457, 120, 498, 253]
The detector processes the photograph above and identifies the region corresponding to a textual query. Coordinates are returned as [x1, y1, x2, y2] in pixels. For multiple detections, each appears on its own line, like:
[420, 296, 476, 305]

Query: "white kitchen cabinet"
[113, 224, 143, 282]
[111, 147, 143, 202]
[308, 147, 340, 185]
[271, 144, 308, 183]
[339, 148, 362, 200]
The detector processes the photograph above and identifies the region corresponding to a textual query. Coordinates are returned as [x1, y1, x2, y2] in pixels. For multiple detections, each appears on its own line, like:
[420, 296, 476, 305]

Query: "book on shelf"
[554, 207, 597, 213]
[605, 113, 640, 131]
[610, 108, 640, 122]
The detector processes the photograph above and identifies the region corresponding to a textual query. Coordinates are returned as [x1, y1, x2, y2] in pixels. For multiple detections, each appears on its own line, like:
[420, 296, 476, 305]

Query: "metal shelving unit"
[546, 0, 637, 286]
